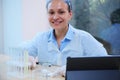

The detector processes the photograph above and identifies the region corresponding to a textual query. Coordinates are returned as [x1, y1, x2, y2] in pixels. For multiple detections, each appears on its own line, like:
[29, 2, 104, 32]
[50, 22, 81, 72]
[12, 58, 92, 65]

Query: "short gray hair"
[46, 0, 72, 12]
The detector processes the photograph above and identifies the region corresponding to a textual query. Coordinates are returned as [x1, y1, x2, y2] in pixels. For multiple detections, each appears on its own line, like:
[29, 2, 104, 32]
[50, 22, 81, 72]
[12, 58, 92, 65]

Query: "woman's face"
[47, 0, 72, 30]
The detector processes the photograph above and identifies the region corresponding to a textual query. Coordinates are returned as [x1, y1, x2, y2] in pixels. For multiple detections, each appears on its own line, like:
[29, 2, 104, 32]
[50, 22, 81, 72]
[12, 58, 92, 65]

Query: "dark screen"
[66, 70, 120, 80]
[66, 56, 120, 80]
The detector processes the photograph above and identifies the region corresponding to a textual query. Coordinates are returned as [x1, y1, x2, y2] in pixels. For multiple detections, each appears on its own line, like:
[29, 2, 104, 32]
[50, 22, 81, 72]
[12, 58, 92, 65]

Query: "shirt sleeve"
[81, 31, 108, 56]
[21, 32, 43, 58]
[26, 40, 38, 57]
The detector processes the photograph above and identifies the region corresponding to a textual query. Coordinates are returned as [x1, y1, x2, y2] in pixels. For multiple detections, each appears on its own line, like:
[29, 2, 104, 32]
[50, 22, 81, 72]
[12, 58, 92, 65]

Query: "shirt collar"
[48, 24, 75, 42]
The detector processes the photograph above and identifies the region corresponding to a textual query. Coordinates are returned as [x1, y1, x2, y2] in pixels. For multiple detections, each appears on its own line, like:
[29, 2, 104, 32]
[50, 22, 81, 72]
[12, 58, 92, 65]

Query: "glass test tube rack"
[6, 47, 31, 79]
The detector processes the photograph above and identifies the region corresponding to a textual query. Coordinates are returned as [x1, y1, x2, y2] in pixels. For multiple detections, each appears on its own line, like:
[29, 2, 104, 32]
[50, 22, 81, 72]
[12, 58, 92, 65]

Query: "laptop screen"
[66, 56, 120, 80]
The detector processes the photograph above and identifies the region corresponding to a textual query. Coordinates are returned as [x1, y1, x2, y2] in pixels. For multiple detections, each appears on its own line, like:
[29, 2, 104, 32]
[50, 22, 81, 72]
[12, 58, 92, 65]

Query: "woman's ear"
[69, 11, 73, 20]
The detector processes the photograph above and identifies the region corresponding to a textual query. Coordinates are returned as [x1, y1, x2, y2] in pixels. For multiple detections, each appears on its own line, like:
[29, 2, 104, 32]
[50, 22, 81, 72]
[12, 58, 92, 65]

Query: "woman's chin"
[52, 25, 62, 29]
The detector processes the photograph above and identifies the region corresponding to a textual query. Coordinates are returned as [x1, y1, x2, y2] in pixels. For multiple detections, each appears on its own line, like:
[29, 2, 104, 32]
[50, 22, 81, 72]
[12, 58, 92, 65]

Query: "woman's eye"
[59, 11, 65, 14]
[49, 12, 54, 15]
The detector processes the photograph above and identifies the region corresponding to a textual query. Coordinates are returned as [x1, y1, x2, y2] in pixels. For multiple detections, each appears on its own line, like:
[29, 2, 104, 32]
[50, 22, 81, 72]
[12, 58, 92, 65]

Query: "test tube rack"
[6, 48, 31, 79]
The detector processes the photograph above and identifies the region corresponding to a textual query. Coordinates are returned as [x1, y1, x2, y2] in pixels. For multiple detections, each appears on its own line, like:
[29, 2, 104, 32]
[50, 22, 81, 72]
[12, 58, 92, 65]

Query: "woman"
[26, 0, 107, 77]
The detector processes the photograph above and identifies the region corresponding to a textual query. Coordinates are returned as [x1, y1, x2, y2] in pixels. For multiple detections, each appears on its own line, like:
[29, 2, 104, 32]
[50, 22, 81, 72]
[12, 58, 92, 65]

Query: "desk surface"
[32, 65, 65, 80]
[0, 54, 65, 80]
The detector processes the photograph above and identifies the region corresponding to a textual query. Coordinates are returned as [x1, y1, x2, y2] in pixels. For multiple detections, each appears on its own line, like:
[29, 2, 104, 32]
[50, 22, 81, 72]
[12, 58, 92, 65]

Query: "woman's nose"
[53, 14, 59, 20]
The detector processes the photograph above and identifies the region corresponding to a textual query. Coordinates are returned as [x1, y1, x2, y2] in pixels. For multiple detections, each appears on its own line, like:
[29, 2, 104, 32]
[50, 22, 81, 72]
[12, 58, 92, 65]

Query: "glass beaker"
[32, 62, 52, 80]
[40, 62, 52, 80]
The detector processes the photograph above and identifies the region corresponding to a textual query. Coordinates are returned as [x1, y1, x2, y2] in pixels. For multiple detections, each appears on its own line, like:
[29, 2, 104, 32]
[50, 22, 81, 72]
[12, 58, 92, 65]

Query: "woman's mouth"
[52, 21, 62, 25]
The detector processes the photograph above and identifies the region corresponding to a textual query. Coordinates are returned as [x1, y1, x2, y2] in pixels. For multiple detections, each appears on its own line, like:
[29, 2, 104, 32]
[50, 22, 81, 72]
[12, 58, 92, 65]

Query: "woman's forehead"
[48, 0, 68, 10]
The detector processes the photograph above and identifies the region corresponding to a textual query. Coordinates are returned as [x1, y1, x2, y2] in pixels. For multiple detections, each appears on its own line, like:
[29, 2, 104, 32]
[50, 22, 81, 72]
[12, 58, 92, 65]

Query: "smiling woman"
[22, 0, 108, 77]
[47, 0, 73, 47]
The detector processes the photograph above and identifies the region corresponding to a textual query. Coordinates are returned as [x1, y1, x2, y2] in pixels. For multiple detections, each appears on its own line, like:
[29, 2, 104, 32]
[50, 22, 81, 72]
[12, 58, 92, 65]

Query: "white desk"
[0, 54, 65, 80]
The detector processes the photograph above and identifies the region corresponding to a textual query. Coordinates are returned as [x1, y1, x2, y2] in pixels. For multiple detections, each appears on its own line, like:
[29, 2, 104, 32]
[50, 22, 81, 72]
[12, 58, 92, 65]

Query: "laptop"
[65, 56, 120, 80]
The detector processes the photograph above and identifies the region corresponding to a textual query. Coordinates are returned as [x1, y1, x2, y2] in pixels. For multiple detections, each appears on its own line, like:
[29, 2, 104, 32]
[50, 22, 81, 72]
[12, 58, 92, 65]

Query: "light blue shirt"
[25, 24, 107, 66]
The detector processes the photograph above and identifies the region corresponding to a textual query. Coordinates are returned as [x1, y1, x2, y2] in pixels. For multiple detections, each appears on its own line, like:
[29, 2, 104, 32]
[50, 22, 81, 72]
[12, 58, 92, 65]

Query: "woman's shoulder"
[71, 26, 93, 38]
[37, 31, 46, 35]
[33, 30, 52, 41]
[35, 29, 51, 37]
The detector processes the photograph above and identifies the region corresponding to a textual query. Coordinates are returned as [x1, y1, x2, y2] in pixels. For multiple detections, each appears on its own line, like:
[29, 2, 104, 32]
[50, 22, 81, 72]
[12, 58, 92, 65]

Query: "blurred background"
[70, 0, 120, 37]
[0, 0, 120, 54]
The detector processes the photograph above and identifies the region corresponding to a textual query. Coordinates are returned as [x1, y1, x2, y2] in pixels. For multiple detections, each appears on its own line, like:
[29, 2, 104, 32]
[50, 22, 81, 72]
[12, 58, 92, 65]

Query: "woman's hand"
[48, 65, 66, 77]
[29, 56, 38, 70]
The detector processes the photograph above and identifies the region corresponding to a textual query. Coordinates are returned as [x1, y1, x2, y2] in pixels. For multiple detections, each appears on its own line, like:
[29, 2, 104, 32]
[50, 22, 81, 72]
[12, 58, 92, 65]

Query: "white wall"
[0, 0, 4, 54]
[2, 0, 50, 54]
[22, 0, 50, 40]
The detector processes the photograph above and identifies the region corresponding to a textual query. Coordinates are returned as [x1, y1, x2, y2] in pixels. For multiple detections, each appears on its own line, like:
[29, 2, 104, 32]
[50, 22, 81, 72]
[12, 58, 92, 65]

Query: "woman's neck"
[54, 26, 68, 48]
[54, 26, 68, 40]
